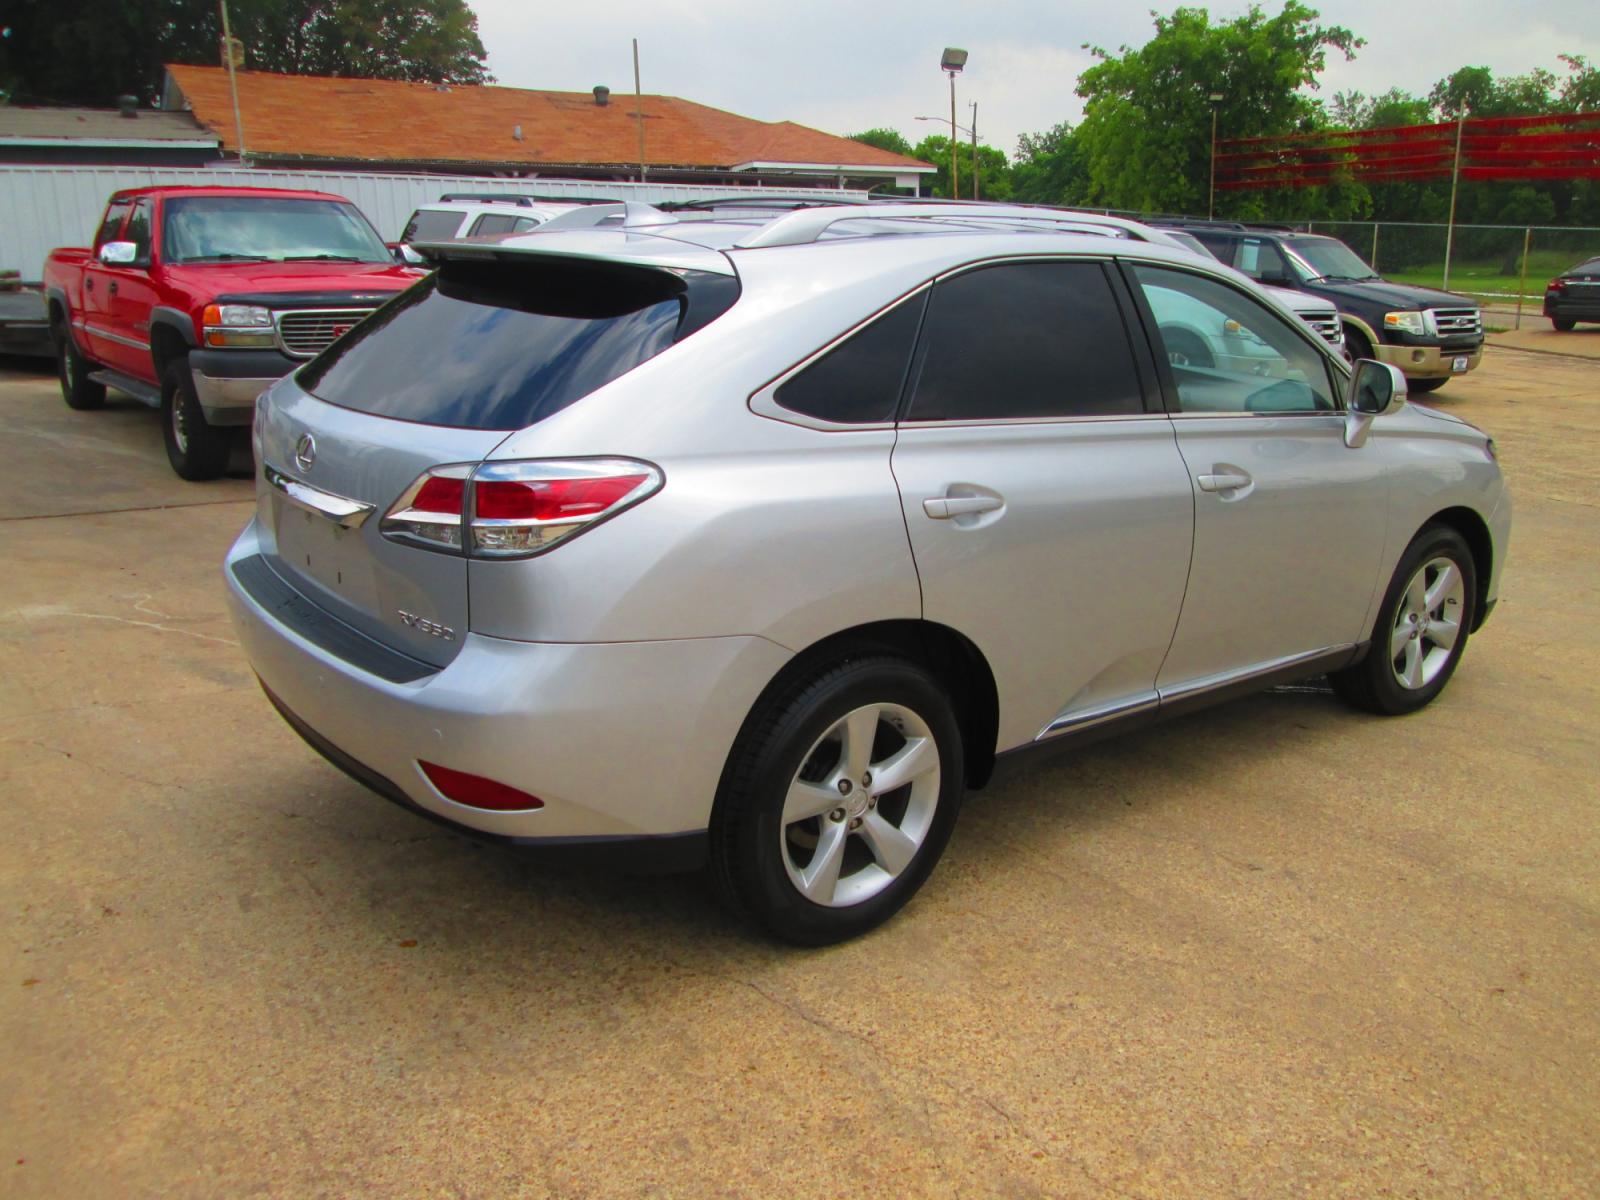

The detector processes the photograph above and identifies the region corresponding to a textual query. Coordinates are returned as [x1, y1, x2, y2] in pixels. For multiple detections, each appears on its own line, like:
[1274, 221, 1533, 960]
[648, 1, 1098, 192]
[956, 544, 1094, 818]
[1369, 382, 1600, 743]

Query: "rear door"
[1123, 261, 1390, 692]
[890, 259, 1195, 750]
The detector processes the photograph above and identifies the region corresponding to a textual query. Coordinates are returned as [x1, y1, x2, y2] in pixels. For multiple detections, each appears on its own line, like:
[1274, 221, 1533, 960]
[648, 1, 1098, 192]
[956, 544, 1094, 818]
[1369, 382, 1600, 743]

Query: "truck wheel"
[1552, 319, 1575, 332]
[57, 330, 106, 411]
[1344, 326, 1376, 363]
[1409, 377, 1449, 394]
[162, 358, 231, 481]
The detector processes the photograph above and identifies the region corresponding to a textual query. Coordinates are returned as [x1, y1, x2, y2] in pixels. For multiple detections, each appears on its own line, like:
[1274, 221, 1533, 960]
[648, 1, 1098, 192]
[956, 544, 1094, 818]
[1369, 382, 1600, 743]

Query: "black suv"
[1159, 222, 1484, 393]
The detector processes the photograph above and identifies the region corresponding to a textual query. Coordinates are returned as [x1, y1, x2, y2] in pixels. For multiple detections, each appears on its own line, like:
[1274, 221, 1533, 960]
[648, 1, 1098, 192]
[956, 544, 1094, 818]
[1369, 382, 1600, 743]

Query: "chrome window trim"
[897, 412, 1173, 430]
[1158, 645, 1351, 703]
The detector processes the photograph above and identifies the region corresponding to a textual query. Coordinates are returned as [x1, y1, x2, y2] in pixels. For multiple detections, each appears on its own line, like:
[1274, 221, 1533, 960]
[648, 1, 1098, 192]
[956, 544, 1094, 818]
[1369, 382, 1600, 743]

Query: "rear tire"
[57, 329, 106, 411]
[710, 655, 965, 945]
[1409, 376, 1449, 394]
[161, 358, 231, 481]
[1552, 318, 1576, 332]
[1331, 525, 1477, 716]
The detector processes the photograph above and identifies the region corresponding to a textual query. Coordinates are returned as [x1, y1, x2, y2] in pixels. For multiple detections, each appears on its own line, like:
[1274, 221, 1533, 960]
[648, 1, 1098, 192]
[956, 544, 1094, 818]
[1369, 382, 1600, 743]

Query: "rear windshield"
[297, 257, 734, 430]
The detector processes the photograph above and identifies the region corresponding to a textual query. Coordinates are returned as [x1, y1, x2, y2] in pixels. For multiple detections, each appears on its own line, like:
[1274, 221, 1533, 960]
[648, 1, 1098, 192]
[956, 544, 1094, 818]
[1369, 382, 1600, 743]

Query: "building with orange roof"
[160, 65, 932, 191]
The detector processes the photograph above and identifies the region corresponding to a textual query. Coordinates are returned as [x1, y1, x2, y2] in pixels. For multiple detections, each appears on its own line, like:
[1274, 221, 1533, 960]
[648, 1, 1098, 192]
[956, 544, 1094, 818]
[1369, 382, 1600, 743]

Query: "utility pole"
[219, 0, 247, 163]
[970, 101, 979, 200]
[1207, 93, 1223, 218]
[1442, 109, 1466, 291]
[633, 39, 647, 183]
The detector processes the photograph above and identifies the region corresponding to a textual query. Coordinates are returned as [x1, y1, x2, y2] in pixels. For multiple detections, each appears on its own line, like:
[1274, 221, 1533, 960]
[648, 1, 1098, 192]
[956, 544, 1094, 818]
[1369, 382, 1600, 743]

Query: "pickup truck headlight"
[1382, 310, 1429, 337]
[202, 303, 277, 349]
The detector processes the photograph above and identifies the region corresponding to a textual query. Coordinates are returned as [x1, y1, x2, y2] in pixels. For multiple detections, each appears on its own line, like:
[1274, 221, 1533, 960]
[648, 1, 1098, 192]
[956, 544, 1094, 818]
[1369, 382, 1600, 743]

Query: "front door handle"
[923, 494, 1004, 519]
[1197, 471, 1252, 493]
[85, 277, 94, 291]
[108, 280, 119, 296]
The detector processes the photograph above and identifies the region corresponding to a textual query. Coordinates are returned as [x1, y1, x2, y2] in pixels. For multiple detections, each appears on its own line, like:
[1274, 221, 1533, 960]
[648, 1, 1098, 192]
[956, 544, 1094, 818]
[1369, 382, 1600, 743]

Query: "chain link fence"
[1298, 221, 1600, 328]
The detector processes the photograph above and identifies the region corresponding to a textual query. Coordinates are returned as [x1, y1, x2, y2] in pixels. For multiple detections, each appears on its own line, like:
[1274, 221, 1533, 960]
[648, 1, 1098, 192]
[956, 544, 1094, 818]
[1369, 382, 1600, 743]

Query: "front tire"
[1552, 318, 1576, 332]
[1331, 525, 1477, 716]
[1344, 325, 1376, 363]
[57, 330, 106, 411]
[711, 656, 965, 945]
[161, 358, 231, 481]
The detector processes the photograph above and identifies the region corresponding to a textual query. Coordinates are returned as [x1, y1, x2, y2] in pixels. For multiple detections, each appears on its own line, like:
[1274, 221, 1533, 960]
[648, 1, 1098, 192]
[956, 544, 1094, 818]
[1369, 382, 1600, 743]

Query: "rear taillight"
[381, 463, 473, 551]
[381, 458, 662, 558]
[1548, 278, 1566, 291]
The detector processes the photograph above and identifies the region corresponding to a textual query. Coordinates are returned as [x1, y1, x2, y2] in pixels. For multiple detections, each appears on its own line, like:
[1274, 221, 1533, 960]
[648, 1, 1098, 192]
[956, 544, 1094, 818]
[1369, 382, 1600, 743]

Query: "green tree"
[1072, 3, 1361, 216]
[1010, 122, 1088, 206]
[847, 128, 915, 157]
[910, 134, 1011, 200]
[1558, 55, 1600, 111]
[1429, 65, 1556, 116]
[0, 0, 490, 108]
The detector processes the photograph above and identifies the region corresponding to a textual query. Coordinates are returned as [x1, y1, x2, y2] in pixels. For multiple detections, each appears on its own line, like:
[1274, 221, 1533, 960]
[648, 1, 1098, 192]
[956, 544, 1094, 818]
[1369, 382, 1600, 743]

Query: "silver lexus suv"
[225, 202, 1510, 944]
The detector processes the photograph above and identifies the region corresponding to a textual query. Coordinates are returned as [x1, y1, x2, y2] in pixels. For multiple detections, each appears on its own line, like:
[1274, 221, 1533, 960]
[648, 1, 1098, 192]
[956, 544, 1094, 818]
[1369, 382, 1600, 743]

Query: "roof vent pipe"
[593, 86, 610, 107]
[117, 94, 139, 118]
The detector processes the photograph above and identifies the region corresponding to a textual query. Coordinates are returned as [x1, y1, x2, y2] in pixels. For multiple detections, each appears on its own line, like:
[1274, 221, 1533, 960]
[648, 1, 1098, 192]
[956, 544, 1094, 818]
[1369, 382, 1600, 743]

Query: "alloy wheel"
[780, 702, 941, 908]
[1389, 555, 1465, 690]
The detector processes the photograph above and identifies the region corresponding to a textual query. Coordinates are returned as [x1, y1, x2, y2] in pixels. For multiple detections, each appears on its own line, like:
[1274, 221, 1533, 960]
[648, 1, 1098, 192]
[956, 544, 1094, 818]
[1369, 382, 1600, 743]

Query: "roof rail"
[733, 202, 1163, 249]
[659, 195, 872, 212]
[436, 192, 620, 207]
[534, 202, 672, 232]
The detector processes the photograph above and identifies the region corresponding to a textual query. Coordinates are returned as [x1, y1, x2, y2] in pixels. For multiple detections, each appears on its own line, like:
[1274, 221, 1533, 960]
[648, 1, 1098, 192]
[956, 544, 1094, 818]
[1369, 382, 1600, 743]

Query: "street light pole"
[1208, 92, 1223, 218]
[940, 48, 967, 200]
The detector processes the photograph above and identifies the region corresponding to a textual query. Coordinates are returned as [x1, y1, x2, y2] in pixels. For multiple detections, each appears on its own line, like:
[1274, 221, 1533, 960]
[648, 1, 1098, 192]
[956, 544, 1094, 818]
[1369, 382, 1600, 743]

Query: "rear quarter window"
[297, 257, 735, 430]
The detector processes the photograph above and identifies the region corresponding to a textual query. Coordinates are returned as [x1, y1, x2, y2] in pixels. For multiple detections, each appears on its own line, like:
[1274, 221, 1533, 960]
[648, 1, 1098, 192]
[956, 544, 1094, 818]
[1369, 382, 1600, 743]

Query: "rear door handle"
[108, 281, 118, 296]
[923, 494, 1004, 519]
[1197, 471, 1252, 492]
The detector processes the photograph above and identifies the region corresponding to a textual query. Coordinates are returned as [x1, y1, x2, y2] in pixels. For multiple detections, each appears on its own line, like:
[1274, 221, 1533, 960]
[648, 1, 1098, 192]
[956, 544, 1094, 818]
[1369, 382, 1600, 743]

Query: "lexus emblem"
[294, 433, 317, 472]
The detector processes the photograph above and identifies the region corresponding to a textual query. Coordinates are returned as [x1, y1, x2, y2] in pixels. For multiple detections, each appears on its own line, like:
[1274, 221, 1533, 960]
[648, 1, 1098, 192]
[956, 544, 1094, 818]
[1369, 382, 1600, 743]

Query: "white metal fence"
[0, 165, 867, 282]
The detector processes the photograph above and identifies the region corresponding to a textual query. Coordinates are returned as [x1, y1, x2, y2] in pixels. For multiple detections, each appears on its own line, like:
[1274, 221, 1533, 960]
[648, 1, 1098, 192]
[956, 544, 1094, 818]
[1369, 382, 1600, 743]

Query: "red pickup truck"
[44, 185, 420, 479]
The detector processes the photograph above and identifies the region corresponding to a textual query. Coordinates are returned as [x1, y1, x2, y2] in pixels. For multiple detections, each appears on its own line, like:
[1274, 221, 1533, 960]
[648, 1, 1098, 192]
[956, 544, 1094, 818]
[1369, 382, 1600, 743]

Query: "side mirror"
[393, 243, 428, 265]
[98, 241, 138, 266]
[1344, 359, 1407, 448]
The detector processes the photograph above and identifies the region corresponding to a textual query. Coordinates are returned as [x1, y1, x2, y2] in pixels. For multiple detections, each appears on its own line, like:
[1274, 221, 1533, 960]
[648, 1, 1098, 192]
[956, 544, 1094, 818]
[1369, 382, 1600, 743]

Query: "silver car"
[225, 202, 1510, 944]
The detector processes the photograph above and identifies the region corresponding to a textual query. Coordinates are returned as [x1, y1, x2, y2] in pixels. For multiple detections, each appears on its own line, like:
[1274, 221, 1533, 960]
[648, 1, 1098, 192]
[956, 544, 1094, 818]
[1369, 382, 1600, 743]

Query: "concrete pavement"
[2, 351, 1597, 1198]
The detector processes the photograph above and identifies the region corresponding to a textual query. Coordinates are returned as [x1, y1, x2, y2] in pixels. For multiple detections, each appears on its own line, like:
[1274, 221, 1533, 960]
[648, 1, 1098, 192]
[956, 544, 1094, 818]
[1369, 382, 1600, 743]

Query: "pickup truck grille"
[276, 308, 376, 359]
[1299, 311, 1344, 348]
[1430, 307, 1482, 338]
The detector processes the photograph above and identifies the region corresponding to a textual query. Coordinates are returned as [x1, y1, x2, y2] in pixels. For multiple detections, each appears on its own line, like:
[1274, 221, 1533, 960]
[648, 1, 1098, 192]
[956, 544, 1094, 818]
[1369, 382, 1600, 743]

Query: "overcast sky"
[472, 1, 1600, 157]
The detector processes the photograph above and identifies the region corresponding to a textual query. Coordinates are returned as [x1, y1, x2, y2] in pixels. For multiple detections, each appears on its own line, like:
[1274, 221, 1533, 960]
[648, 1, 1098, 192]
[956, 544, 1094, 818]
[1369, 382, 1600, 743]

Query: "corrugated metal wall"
[0, 166, 866, 281]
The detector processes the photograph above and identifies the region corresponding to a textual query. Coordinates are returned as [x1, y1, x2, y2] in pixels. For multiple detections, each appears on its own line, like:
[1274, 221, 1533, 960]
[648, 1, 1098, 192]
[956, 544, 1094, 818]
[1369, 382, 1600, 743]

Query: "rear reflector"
[419, 761, 544, 811]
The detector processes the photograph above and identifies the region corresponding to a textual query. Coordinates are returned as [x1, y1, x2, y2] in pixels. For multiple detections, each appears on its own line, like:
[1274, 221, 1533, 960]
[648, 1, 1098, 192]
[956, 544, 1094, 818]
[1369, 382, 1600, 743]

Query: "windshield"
[1288, 237, 1378, 281]
[162, 196, 391, 264]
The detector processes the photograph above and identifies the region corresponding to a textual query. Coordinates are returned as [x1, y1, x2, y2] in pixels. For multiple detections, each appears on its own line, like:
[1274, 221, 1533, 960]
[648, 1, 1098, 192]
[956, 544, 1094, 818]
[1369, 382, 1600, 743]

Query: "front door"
[1124, 262, 1390, 693]
[98, 198, 160, 382]
[890, 259, 1195, 750]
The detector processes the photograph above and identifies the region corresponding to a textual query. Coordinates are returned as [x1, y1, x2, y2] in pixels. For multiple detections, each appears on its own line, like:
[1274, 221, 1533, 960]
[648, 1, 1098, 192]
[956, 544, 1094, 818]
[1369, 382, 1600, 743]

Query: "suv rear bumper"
[224, 520, 792, 851]
[1374, 342, 1482, 380]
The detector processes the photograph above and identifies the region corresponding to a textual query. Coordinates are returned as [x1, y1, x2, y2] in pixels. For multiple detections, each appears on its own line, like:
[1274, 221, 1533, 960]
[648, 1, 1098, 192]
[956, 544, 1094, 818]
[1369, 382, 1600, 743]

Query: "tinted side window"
[470, 213, 539, 236]
[1132, 264, 1337, 415]
[123, 200, 153, 262]
[905, 261, 1144, 422]
[95, 201, 132, 249]
[774, 294, 923, 424]
[402, 209, 467, 242]
[1190, 232, 1238, 266]
[1235, 237, 1289, 283]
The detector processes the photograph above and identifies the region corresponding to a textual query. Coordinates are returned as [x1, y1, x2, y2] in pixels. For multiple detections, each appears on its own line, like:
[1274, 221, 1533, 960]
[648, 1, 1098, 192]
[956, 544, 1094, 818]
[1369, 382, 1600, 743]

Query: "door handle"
[1197, 471, 1252, 493]
[923, 494, 1004, 519]
[85, 278, 94, 291]
[108, 281, 118, 296]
